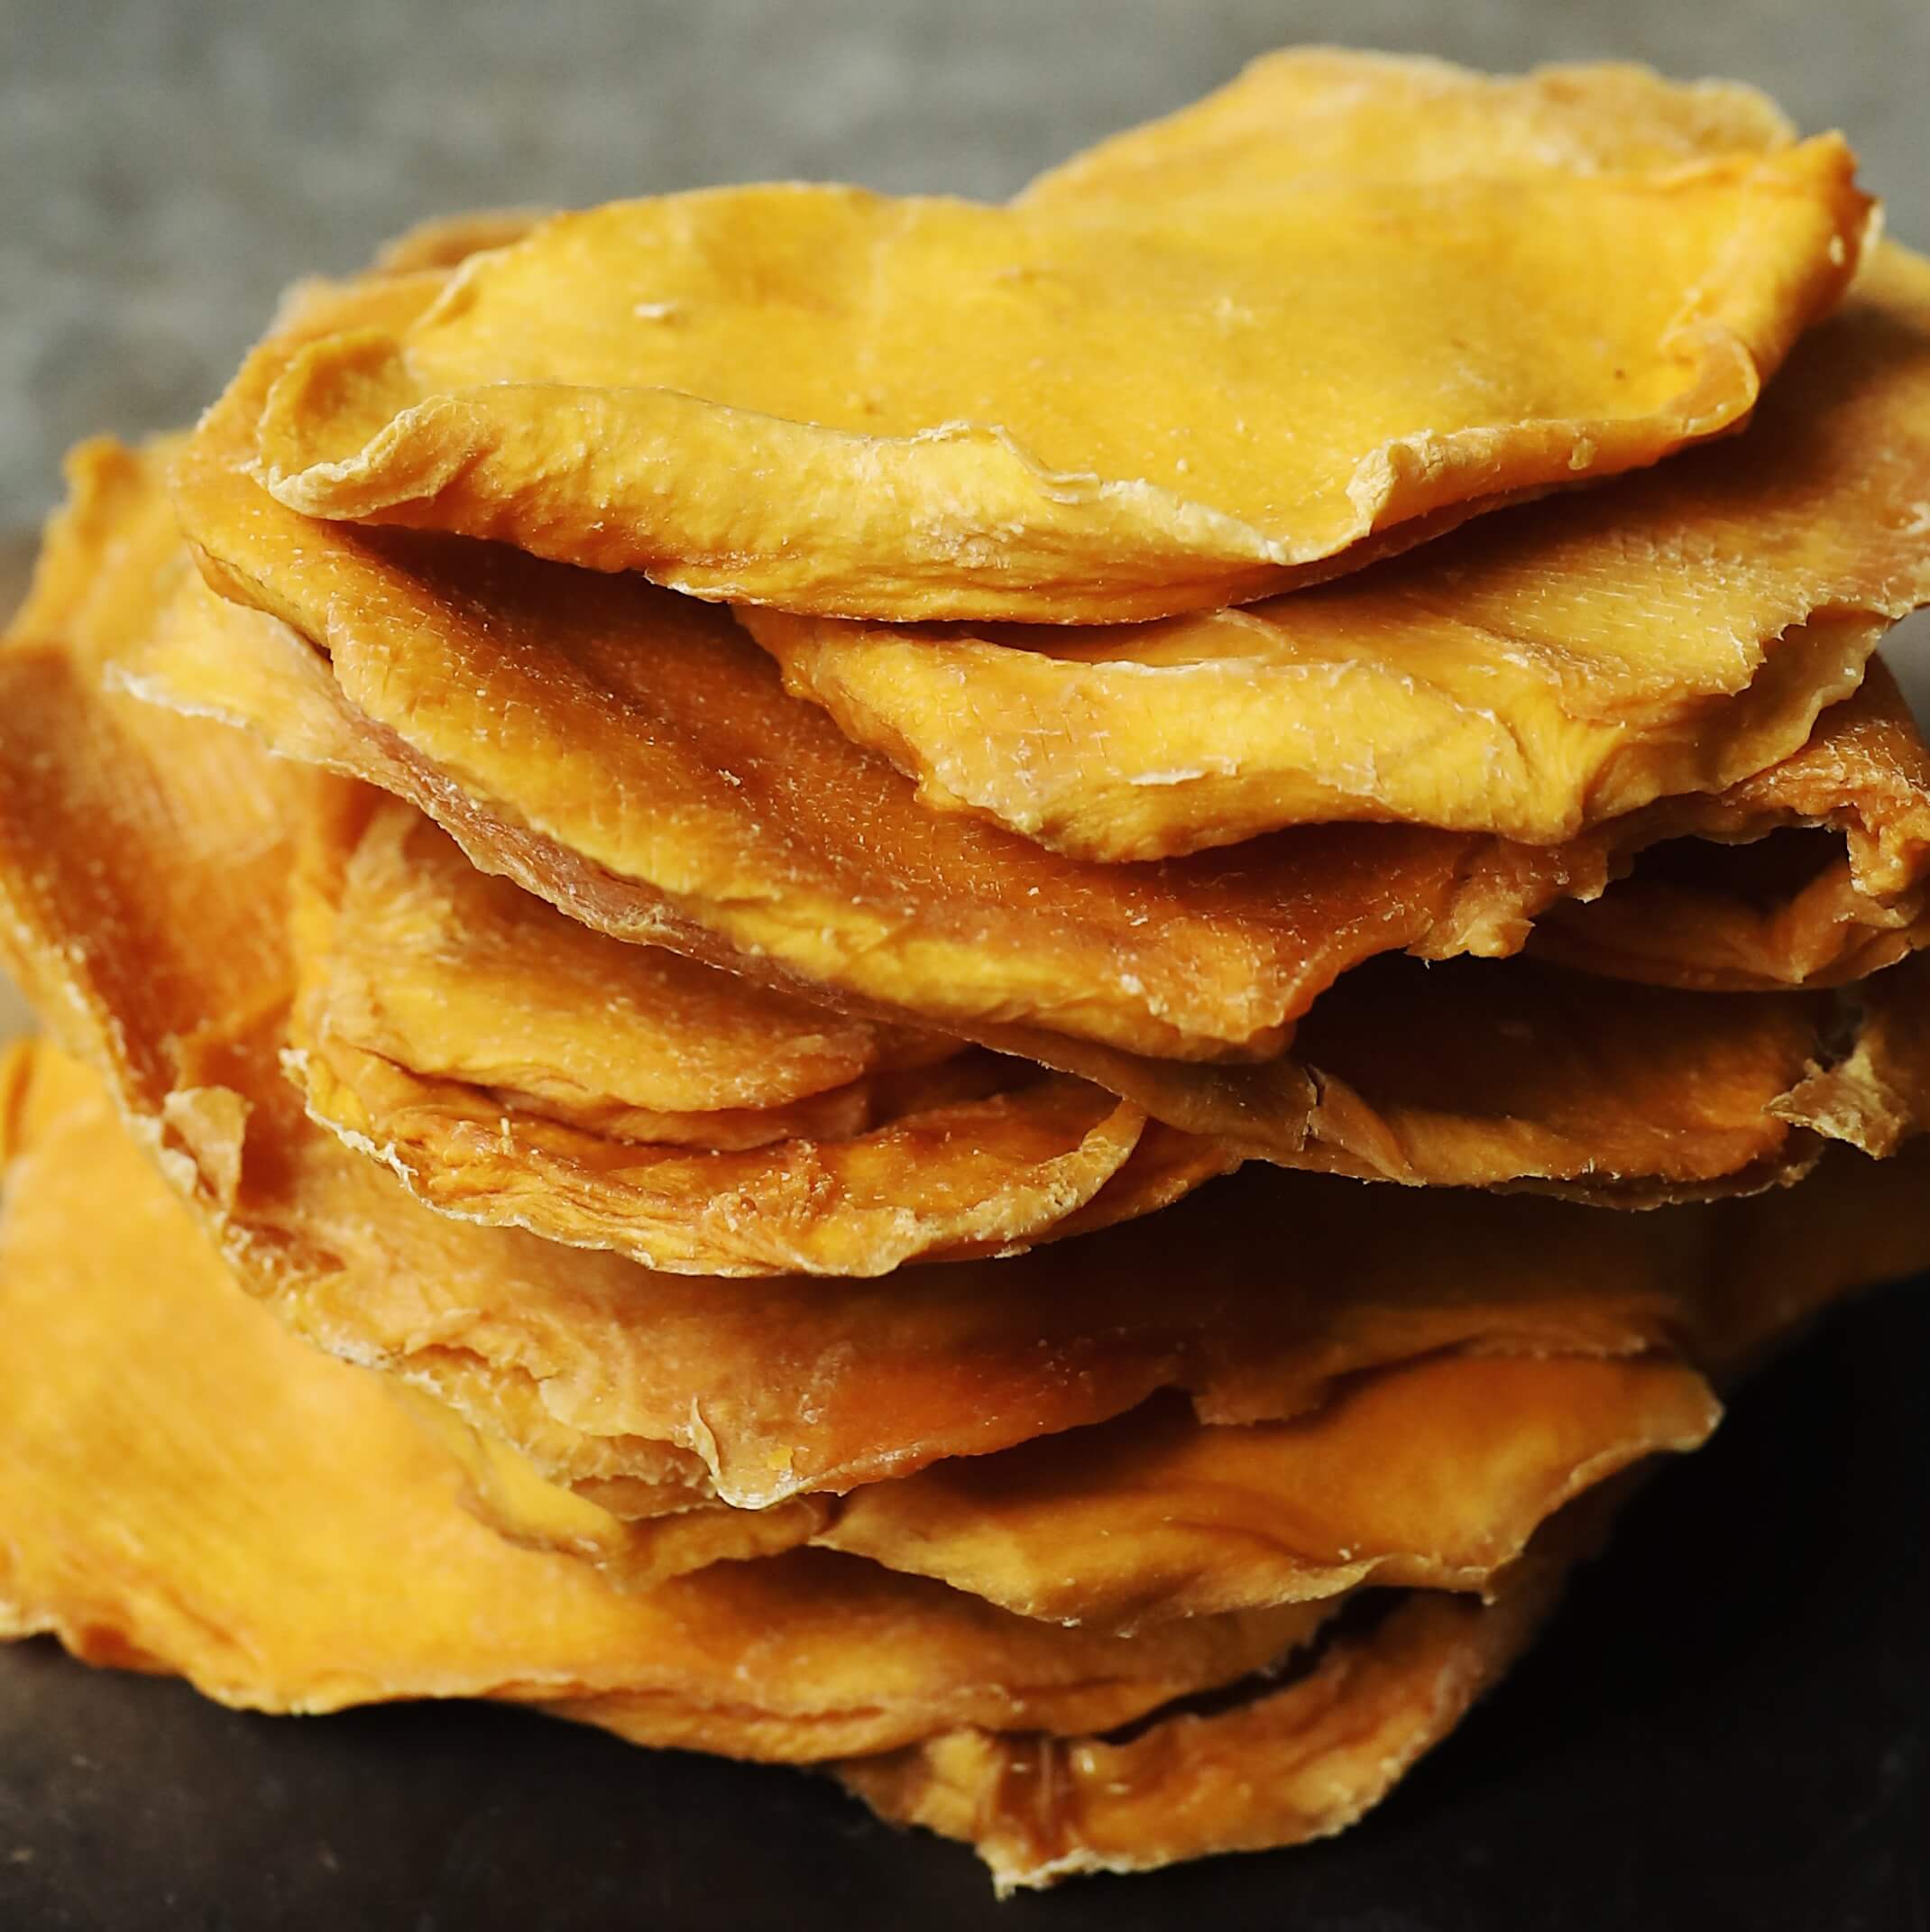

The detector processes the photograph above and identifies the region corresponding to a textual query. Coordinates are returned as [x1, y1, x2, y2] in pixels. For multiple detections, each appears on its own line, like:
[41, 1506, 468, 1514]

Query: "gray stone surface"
[4, 0, 1929, 530]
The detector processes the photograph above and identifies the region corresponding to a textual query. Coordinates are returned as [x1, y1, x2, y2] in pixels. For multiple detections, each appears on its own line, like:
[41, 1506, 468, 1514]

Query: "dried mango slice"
[112, 560, 1930, 1200]
[242, 125, 1868, 622]
[14, 437, 1930, 1515]
[367, 207, 550, 275]
[174, 314, 1930, 1061]
[0, 590, 1773, 1514]
[840, 1564, 1567, 1893]
[0, 1049, 1623, 1885]
[749, 249, 1930, 859]
[1022, 50, 1797, 204]
[1774, 952, 1930, 1158]
[10, 575, 1916, 1513]
[1274, 955, 1839, 1195]
[298, 788, 930, 1138]
[6, 1054, 1916, 1888]
[1531, 663, 1930, 989]
[290, 794, 1220, 1275]
[0, 1042, 1332, 1753]
[457, 1350, 1714, 1626]
[818, 1358, 1714, 1628]
[0, 439, 323, 1111]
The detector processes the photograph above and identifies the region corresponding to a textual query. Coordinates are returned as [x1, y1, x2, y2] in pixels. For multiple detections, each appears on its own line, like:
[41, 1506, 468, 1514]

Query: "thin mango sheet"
[24, 450, 1930, 1234]
[171, 310, 1930, 1061]
[749, 249, 1930, 859]
[0, 1045, 1618, 1891]
[242, 119, 1867, 623]
[453, 1351, 1714, 1629]
[1022, 50, 1797, 203]
[1531, 672, 1930, 990]
[0, 1043, 1334, 1756]
[3, 1061, 1912, 1891]
[290, 790, 1228, 1274]
[1775, 952, 1930, 1158]
[299, 787, 935, 1139]
[841, 1561, 1568, 1894]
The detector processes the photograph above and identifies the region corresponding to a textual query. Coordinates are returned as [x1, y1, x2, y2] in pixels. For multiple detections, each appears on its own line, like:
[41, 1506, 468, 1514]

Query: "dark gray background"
[4, 0, 1930, 529]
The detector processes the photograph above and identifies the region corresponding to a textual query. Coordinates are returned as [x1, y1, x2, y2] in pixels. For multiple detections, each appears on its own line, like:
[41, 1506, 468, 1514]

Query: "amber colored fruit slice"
[244, 140, 1867, 622]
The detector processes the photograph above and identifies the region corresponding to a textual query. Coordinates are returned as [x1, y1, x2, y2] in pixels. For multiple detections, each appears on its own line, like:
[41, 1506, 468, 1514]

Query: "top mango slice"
[247, 131, 1869, 621]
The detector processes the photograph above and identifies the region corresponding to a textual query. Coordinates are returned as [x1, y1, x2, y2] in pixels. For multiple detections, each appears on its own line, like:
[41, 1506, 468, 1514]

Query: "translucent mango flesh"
[0, 1035, 1592, 1891]
[450, 1346, 1717, 1628]
[840, 1566, 1567, 1894]
[246, 134, 1867, 622]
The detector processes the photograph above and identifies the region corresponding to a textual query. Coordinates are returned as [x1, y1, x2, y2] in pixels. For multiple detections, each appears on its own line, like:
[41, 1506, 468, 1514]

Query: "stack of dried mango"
[5, 51, 1930, 1892]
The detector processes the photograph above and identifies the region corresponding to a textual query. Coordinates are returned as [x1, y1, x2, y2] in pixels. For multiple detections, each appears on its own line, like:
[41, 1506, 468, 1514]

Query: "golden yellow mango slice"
[8, 573, 1914, 1517]
[458, 1349, 1714, 1626]
[819, 1357, 1714, 1628]
[0, 1041, 1332, 1754]
[298, 788, 928, 1138]
[5, 624, 1924, 1532]
[11, 436, 1927, 1520]
[841, 1563, 1567, 1893]
[1774, 951, 1930, 1158]
[293, 769, 1896, 1201]
[391, 1384, 830, 1589]
[749, 250, 1930, 859]
[114, 556, 1930, 1196]
[1531, 664, 1930, 990]
[1279, 955, 1841, 1195]
[243, 132, 1868, 622]
[1022, 50, 1797, 204]
[0, 1042, 1613, 1886]
[0, 438, 325, 1114]
[6, 1053, 1916, 1889]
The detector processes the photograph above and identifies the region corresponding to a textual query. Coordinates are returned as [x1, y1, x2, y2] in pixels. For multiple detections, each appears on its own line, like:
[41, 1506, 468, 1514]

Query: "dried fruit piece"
[244, 139, 1867, 621]
[1022, 50, 1797, 204]
[290, 795, 1214, 1276]
[840, 1565, 1567, 1894]
[459, 1351, 1716, 1627]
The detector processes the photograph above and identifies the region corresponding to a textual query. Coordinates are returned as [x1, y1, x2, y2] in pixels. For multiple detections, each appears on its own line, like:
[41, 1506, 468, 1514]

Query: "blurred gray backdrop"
[5, 0, 1929, 529]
